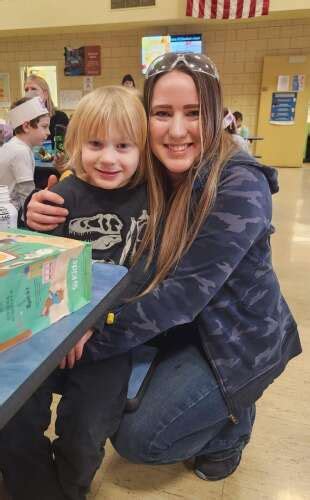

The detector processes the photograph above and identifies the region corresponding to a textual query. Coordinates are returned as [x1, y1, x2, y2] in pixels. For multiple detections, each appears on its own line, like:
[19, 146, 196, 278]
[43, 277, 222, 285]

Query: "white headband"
[223, 111, 236, 130]
[8, 97, 48, 129]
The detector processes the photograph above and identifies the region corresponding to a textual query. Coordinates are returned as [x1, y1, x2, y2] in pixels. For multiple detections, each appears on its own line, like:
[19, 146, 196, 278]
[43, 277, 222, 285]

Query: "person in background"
[24, 75, 69, 149]
[24, 74, 69, 181]
[0, 120, 13, 147]
[121, 74, 136, 88]
[233, 110, 249, 139]
[0, 96, 49, 211]
[224, 108, 249, 153]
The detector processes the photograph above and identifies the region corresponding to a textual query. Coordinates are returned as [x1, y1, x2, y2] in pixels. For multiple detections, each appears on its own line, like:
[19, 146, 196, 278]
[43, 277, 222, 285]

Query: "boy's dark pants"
[0, 353, 131, 500]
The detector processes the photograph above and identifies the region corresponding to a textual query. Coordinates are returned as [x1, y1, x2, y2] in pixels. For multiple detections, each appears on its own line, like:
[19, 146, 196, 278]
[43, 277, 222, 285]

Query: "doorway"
[256, 55, 310, 167]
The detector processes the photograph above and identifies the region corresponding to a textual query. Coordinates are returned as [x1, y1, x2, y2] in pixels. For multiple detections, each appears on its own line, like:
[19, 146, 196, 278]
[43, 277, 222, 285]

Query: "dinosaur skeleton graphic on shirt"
[68, 209, 148, 265]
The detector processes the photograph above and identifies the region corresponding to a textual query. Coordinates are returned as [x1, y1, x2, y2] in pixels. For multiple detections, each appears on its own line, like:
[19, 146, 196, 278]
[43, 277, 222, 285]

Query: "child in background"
[224, 108, 249, 153]
[0, 120, 13, 146]
[233, 110, 249, 139]
[0, 96, 50, 210]
[121, 73, 136, 88]
[0, 86, 148, 500]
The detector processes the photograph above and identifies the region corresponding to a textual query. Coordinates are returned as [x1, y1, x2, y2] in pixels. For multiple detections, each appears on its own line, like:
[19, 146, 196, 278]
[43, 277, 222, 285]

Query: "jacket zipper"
[199, 333, 239, 424]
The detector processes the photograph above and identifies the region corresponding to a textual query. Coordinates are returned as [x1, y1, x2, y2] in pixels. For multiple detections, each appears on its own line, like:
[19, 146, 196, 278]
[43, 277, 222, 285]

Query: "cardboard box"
[0, 229, 92, 352]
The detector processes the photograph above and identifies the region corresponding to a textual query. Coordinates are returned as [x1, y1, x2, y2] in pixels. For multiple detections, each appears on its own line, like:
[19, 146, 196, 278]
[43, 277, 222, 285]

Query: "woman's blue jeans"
[112, 343, 255, 465]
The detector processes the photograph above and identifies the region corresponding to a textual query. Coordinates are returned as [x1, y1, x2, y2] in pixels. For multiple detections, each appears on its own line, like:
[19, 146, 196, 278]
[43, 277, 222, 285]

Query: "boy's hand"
[59, 329, 94, 369]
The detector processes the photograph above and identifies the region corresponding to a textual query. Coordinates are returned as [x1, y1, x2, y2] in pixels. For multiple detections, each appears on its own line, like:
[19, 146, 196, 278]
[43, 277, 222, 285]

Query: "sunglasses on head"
[145, 52, 220, 81]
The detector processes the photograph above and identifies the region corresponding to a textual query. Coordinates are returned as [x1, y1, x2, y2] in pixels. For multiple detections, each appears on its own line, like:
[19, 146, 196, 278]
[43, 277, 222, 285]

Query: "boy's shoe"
[194, 451, 242, 481]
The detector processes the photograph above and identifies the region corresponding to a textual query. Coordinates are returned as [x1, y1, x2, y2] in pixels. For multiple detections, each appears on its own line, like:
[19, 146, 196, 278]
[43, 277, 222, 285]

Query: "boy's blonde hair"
[65, 86, 147, 187]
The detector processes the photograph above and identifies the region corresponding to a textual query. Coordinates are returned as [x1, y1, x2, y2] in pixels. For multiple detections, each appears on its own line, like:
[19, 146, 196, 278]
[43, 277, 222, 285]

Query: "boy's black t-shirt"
[49, 175, 148, 267]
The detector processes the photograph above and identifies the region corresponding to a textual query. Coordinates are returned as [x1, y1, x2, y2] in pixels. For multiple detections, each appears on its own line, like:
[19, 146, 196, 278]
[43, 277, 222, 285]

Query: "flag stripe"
[223, 0, 231, 19]
[186, 0, 269, 19]
[193, 0, 200, 17]
[242, 0, 251, 18]
[236, 0, 244, 18]
[201, 0, 208, 17]
[186, 0, 193, 16]
[210, 0, 217, 18]
[216, 0, 224, 20]
[249, 0, 257, 17]
[262, 0, 269, 15]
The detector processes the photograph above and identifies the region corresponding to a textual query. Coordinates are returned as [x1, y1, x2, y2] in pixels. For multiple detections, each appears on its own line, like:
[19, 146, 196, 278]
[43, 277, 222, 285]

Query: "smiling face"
[81, 131, 140, 190]
[149, 70, 201, 180]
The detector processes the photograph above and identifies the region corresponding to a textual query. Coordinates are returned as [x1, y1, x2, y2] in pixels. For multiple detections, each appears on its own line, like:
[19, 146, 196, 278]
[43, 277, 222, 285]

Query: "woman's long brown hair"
[134, 65, 237, 294]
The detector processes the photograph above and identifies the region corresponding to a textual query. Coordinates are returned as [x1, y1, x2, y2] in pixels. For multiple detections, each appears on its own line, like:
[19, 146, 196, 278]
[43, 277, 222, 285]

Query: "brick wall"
[0, 17, 310, 134]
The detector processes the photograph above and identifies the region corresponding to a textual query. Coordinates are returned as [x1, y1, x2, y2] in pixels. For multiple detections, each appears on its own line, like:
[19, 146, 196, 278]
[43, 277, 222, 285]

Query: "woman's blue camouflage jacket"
[92, 151, 302, 417]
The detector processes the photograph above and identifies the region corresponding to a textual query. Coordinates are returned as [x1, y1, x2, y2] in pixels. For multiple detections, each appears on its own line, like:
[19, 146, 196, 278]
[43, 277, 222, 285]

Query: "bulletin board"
[270, 92, 297, 125]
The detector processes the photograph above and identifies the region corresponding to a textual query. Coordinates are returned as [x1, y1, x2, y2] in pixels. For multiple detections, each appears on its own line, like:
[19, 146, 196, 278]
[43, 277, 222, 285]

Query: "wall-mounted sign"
[59, 90, 83, 110]
[0, 73, 10, 108]
[84, 47, 101, 76]
[83, 76, 93, 93]
[64, 46, 101, 77]
[270, 92, 297, 125]
[292, 74, 305, 92]
[277, 75, 289, 92]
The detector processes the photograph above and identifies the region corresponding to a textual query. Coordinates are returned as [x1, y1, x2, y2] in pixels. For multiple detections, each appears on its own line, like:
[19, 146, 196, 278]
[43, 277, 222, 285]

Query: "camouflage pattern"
[92, 151, 301, 416]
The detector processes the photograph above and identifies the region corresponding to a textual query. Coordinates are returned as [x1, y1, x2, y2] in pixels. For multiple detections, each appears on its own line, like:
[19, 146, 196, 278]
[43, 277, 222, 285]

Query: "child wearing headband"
[0, 96, 50, 211]
[223, 107, 249, 153]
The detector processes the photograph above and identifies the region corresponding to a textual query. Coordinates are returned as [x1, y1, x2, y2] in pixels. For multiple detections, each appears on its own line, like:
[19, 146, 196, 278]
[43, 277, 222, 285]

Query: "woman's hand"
[26, 175, 69, 231]
[59, 329, 94, 369]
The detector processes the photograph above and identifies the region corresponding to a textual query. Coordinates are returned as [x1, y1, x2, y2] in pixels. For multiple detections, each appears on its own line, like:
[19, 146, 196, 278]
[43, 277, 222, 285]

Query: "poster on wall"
[270, 92, 297, 125]
[59, 90, 83, 110]
[64, 47, 84, 76]
[0, 73, 10, 108]
[84, 46, 101, 76]
[292, 74, 305, 92]
[277, 75, 289, 92]
[83, 76, 93, 92]
[64, 46, 101, 76]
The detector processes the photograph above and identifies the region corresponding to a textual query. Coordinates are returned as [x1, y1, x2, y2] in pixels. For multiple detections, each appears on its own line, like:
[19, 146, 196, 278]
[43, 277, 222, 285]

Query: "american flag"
[186, 0, 270, 19]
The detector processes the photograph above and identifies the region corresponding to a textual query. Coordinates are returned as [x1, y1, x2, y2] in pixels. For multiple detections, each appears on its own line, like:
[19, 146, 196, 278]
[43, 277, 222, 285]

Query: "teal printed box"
[0, 229, 92, 352]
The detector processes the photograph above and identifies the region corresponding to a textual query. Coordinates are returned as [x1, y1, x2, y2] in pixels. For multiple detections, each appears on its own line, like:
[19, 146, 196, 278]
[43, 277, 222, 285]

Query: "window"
[111, 0, 155, 9]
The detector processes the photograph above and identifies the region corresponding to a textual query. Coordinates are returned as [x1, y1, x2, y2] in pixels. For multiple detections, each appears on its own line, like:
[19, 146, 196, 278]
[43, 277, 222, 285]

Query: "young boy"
[0, 86, 149, 500]
[0, 96, 50, 210]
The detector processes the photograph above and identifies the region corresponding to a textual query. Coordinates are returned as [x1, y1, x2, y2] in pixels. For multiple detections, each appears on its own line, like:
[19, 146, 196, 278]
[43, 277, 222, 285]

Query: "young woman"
[24, 75, 70, 184]
[24, 52, 301, 483]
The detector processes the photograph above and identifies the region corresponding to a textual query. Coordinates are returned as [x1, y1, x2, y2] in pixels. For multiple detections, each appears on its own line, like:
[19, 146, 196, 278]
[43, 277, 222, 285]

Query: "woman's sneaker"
[194, 451, 242, 481]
